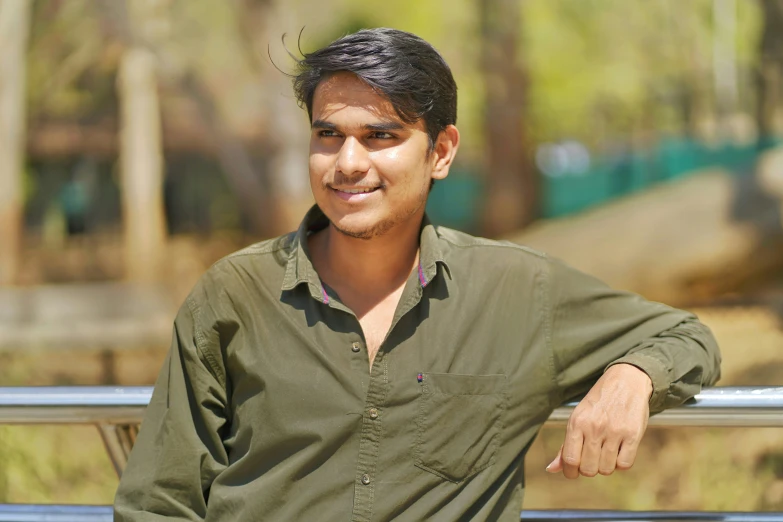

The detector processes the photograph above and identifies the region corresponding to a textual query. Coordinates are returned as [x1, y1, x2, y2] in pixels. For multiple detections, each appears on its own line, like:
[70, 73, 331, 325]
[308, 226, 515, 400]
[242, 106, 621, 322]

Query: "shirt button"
[351, 342, 361, 353]
[368, 408, 379, 419]
[361, 474, 371, 485]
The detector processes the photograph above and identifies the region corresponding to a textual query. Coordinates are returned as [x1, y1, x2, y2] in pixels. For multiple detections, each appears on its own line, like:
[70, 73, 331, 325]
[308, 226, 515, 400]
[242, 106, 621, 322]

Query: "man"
[114, 28, 721, 521]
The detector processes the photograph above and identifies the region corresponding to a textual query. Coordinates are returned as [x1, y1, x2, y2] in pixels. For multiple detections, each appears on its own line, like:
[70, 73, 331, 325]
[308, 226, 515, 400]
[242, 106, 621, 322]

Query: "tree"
[102, 0, 168, 282]
[480, 0, 537, 236]
[117, 46, 167, 282]
[757, 0, 783, 140]
[0, 0, 32, 285]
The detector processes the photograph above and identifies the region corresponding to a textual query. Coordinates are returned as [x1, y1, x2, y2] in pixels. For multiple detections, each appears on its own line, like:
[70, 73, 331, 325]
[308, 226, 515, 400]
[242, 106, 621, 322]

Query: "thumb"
[546, 445, 564, 473]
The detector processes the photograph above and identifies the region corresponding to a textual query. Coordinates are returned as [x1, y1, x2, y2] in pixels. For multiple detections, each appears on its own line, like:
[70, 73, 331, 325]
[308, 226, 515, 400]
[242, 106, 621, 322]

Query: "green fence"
[426, 138, 778, 230]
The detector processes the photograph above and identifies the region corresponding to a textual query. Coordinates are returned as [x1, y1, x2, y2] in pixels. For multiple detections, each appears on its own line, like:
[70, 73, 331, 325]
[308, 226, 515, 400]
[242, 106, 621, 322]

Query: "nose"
[335, 137, 370, 178]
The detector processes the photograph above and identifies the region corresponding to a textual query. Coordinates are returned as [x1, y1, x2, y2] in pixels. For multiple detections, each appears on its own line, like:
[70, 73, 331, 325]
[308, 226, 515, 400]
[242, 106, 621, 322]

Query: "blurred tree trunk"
[712, 0, 738, 119]
[102, 0, 167, 281]
[117, 47, 167, 283]
[0, 0, 32, 286]
[480, 0, 537, 236]
[103, 0, 281, 239]
[668, 3, 712, 141]
[757, 0, 783, 140]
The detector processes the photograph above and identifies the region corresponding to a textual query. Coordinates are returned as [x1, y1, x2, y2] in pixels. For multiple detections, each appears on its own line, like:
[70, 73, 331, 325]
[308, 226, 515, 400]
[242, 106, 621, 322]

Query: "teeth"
[340, 188, 375, 194]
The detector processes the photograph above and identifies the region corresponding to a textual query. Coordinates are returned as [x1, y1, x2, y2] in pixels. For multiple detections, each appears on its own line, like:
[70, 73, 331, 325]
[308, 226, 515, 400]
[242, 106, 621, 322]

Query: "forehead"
[311, 72, 401, 123]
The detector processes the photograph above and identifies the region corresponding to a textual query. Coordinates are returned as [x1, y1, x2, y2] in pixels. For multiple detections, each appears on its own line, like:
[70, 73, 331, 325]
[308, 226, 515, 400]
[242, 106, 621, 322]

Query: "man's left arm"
[543, 257, 721, 479]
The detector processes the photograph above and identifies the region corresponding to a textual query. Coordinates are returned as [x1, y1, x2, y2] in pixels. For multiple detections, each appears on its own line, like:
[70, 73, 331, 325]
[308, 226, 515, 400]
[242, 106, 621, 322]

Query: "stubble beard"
[330, 186, 429, 241]
[332, 219, 395, 240]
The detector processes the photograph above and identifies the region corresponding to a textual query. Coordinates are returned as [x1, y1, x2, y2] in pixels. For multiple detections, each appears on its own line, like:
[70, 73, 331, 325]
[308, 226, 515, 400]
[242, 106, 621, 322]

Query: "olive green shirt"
[114, 206, 721, 521]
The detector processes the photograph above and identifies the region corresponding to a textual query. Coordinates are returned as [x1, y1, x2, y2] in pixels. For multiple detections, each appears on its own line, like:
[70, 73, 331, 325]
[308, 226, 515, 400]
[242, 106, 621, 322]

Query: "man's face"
[308, 72, 446, 239]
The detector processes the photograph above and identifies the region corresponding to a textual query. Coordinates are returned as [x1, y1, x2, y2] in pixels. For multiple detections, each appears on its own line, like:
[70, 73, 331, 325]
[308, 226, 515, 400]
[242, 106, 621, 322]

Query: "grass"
[0, 425, 117, 504]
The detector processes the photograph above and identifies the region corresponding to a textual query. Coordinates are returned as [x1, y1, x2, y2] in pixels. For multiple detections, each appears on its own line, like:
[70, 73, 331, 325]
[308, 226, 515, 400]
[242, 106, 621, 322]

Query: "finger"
[598, 439, 620, 475]
[546, 446, 563, 473]
[616, 437, 640, 471]
[578, 437, 602, 477]
[561, 429, 583, 480]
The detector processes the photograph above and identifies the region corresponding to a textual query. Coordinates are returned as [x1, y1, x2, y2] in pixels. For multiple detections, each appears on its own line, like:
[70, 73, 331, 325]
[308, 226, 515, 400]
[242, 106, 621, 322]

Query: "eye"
[369, 131, 395, 140]
[318, 130, 340, 138]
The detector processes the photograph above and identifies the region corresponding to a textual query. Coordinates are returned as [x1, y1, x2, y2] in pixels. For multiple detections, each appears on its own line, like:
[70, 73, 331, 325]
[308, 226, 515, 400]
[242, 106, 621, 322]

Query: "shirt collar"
[281, 205, 329, 301]
[418, 213, 447, 288]
[281, 205, 448, 301]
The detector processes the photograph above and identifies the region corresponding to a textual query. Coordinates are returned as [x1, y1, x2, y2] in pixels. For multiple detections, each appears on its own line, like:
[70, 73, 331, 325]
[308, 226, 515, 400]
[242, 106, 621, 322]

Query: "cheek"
[371, 148, 429, 187]
[309, 153, 331, 182]
[383, 147, 401, 161]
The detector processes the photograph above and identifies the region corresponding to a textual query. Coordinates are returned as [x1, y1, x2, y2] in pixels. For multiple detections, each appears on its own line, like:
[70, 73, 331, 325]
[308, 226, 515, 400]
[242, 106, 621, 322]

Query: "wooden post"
[117, 48, 167, 283]
[0, 0, 32, 286]
[480, 0, 537, 236]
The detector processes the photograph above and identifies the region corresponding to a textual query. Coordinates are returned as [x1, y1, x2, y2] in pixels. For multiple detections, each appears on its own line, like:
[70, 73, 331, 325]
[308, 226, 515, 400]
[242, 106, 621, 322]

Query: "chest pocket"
[414, 373, 507, 483]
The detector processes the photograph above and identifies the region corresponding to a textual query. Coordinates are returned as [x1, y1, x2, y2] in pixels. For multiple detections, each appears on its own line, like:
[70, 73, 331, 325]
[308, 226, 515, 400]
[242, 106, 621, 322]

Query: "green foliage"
[523, 0, 762, 145]
[27, 0, 116, 120]
[24, 0, 765, 162]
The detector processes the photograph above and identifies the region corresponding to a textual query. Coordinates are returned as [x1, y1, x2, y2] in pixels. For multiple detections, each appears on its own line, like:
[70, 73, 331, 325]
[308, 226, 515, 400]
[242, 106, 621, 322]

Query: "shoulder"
[220, 232, 296, 264]
[205, 232, 294, 279]
[431, 226, 558, 292]
[436, 226, 549, 266]
[185, 232, 296, 309]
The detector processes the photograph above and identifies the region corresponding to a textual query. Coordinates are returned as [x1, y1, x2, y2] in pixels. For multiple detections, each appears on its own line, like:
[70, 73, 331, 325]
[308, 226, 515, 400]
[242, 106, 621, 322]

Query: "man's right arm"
[114, 291, 230, 521]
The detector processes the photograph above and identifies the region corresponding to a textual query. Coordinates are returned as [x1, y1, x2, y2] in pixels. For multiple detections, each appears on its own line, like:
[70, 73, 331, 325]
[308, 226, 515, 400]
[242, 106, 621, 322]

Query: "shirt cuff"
[605, 353, 671, 412]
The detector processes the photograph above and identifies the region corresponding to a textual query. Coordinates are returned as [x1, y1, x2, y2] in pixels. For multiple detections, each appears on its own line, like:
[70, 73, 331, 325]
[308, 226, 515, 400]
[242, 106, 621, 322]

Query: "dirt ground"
[1, 305, 782, 510]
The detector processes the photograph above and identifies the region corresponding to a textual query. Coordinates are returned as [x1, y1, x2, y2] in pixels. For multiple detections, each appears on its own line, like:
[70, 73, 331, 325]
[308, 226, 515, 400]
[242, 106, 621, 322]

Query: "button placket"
[350, 354, 388, 521]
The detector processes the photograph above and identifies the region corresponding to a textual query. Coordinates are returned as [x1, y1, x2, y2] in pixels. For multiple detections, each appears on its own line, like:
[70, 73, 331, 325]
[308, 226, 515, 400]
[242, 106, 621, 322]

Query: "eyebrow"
[311, 119, 337, 130]
[364, 121, 404, 132]
[311, 119, 405, 132]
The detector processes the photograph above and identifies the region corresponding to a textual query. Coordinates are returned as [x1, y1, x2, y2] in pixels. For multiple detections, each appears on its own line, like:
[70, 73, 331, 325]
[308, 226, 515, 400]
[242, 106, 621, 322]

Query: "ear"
[430, 125, 460, 181]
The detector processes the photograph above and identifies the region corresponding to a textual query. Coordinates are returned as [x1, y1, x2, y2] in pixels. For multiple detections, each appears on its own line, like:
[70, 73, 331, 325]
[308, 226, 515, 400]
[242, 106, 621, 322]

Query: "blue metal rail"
[0, 505, 781, 522]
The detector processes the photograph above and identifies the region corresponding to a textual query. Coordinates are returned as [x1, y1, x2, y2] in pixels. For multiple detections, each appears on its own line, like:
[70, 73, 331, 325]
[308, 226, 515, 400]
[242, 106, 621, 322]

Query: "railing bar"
[0, 503, 114, 521]
[0, 506, 781, 521]
[96, 424, 126, 478]
[0, 387, 782, 427]
[521, 510, 783, 521]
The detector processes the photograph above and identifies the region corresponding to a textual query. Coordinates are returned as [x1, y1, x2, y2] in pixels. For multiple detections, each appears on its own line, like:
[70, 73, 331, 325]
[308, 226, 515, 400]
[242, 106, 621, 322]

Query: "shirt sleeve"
[114, 287, 230, 521]
[547, 256, 722, 414]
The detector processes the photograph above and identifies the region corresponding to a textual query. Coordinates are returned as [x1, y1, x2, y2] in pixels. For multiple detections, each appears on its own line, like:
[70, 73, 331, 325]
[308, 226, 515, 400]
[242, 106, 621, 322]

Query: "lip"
[330, 186, 381, 202]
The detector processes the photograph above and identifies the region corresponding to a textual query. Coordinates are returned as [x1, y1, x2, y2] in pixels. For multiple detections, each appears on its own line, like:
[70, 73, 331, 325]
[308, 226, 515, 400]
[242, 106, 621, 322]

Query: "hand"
[546, 363, 653, 479]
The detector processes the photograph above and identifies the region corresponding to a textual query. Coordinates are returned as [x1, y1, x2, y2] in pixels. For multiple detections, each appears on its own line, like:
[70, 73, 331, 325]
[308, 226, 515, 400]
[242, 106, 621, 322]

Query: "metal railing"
[0, 386, 151, 475]
[0, 505, 113, 522]
[0, 505, 781, 522]
[1, 386, 782, 522]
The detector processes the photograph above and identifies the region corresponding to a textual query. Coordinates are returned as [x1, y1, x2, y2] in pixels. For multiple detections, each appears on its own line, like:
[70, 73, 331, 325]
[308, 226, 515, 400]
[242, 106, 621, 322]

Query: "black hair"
[291, 27, 457, 149]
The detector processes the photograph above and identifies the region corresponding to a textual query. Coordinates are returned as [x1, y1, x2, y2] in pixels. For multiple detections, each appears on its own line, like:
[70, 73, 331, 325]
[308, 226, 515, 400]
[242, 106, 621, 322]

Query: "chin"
[331, 214, 395, 240]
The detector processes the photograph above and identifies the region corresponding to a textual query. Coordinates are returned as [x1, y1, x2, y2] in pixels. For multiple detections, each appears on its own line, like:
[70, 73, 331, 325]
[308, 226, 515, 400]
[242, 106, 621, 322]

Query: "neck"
[310, 215, 423, 299]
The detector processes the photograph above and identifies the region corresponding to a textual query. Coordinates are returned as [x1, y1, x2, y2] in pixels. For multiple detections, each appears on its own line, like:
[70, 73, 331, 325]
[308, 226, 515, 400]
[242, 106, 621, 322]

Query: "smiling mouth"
[332, 187, 381, 194]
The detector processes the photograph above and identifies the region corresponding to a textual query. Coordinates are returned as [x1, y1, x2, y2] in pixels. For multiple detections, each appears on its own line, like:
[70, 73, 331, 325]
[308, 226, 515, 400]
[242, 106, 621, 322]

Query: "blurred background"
[1, 0, 783, 512]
